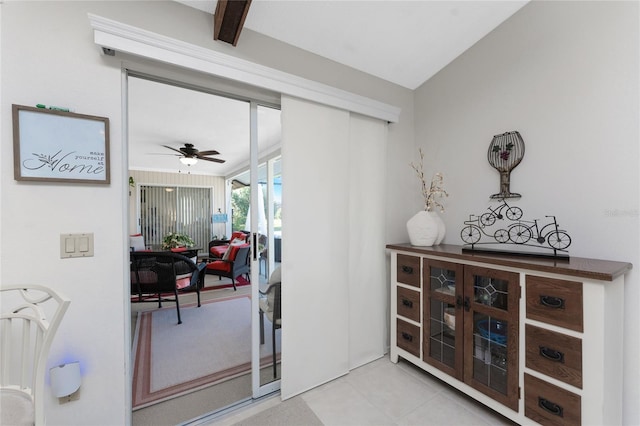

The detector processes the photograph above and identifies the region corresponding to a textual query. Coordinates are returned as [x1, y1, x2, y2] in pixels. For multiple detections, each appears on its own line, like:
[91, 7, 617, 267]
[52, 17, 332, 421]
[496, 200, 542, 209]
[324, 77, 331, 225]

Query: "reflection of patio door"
[139, 185, 212, 252]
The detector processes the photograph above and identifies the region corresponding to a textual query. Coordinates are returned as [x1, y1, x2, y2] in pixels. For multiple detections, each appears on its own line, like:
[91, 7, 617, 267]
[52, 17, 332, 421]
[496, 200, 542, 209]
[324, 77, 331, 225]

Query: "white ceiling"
[128, 77, 281, 176]
[129, 1, 529, 176]
[177, 0, 529, 90]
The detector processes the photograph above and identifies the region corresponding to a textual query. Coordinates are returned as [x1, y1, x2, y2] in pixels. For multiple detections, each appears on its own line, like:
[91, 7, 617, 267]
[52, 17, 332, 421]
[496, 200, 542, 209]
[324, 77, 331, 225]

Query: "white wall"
[1, 2, 413, 424]
[2, 3, 128, 425]
[414, 1, 639, 423]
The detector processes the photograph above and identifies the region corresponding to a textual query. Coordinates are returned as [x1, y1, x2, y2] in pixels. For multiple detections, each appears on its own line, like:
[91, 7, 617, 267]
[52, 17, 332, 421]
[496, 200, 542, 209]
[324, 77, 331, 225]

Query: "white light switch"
[78, 237, 89, 252]
[61, 233, 94, 258]
[65, 238, 75, 253]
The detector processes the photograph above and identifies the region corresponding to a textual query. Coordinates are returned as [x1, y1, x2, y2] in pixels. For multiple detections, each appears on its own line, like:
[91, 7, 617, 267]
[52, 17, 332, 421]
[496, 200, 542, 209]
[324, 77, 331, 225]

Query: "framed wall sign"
[12, 104, 110, 184]
[213, 213, 228, 223]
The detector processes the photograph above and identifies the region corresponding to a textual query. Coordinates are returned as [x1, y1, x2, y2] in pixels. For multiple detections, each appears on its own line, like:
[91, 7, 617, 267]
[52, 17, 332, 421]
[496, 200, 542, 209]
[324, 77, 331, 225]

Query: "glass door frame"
[125, 70, 281, 416]
[224, 108, 281, 396]
[250, 101, 281, 397]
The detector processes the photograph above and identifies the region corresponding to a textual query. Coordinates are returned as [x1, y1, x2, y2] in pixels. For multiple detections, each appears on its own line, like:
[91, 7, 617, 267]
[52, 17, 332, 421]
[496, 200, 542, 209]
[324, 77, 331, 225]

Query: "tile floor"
[209, 355, 516, 426]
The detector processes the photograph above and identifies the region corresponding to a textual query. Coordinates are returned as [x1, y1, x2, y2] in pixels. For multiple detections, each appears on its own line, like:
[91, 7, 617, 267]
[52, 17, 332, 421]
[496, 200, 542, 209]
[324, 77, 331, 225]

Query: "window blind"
[140, 185, 212, 252]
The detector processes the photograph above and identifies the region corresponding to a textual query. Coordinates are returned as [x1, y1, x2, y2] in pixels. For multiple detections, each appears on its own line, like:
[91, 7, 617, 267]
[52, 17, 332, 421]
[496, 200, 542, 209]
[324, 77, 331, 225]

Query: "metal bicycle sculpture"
[479, 199, 523, 226]
[460, 200, 571, 257]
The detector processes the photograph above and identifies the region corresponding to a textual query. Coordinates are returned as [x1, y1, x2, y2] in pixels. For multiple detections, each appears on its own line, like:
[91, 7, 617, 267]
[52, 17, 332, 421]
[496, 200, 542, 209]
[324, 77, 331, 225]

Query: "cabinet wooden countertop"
[386, 243, 632, 282]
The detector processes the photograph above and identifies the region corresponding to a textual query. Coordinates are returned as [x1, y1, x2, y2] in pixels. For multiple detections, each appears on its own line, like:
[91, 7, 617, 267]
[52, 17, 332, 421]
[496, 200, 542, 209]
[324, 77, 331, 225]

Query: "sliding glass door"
[256, 156, 282, 285]
[139, 185, 212, 252]
[245, 104, 283, 395]
[225, 105, 282, 394]
[127, 73, 281, 421]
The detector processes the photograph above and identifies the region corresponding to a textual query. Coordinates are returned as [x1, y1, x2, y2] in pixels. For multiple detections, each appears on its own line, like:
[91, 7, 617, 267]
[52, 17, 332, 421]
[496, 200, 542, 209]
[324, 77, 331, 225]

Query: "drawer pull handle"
[540, 295, 565, 309]
[402, 299, 413, 308]
[539, 346, 565, 363]
[401, 332, 413, 342]
[538, 397, 564, 417]
[401, 265, 414, 274]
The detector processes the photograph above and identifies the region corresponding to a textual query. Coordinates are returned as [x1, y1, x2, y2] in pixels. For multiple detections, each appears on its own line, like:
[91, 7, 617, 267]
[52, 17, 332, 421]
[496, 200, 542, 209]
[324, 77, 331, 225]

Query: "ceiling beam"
[213, 0, 252, 46]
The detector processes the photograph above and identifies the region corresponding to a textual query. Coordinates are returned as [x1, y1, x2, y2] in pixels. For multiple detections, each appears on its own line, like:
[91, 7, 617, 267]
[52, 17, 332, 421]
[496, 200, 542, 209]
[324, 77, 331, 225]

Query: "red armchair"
[205, 244, 251, 290]
[208, 231, 249, 259]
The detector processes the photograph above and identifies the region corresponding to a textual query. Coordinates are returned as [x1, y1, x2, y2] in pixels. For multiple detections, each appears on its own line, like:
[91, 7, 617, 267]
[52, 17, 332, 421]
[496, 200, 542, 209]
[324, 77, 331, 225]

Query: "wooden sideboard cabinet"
[387, 244, 631, 426]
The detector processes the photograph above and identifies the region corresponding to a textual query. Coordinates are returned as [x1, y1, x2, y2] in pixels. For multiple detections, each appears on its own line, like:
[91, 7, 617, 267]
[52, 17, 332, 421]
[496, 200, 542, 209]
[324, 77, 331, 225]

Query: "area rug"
[131, 276, 250, 302]
[132, 296, 280, 410]
[206, 275, 250, 290]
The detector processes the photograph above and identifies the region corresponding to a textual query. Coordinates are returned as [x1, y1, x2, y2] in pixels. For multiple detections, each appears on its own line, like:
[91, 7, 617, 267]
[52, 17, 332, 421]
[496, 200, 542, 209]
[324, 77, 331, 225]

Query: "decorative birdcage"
[487, 131, 525, 199]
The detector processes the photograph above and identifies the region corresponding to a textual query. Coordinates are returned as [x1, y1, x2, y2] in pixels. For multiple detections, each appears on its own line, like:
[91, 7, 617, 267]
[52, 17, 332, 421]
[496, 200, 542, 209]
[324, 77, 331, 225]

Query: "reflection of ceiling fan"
[162, 143, 225, 165]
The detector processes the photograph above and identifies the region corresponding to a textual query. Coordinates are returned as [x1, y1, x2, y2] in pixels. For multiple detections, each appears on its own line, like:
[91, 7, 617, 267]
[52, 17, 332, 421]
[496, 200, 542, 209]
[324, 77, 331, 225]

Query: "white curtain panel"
[280, 96, 388, 399]
[347, 114, 388, 369]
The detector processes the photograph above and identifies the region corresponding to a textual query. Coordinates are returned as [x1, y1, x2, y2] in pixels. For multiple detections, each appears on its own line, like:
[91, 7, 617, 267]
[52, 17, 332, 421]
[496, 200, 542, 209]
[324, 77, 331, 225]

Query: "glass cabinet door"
[463, 266, 520, 411]
[423, 259, 464, 380]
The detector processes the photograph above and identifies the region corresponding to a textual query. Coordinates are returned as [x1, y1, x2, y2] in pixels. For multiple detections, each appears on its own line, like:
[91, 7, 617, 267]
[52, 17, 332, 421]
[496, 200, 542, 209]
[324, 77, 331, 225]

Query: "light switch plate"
[60, 233, 94, 258]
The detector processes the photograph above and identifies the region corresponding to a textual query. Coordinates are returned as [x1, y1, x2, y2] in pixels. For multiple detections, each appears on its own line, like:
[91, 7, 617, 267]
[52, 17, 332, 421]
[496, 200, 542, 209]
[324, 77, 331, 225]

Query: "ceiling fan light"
[179, 157, 198, 166]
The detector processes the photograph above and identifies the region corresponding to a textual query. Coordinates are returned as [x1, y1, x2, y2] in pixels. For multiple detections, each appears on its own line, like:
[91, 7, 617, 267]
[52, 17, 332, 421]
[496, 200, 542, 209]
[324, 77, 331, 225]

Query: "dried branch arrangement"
[410, 148, 448, 212]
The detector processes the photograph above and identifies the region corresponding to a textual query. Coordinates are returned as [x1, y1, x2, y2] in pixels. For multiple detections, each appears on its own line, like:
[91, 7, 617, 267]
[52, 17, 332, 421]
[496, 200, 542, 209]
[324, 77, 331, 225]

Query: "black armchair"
[130, 251, 206, 324]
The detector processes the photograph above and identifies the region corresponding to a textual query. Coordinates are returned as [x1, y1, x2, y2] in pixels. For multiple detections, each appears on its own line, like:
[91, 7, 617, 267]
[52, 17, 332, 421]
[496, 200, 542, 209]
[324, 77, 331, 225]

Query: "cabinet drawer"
[397, 254, 420, 288]
[526, 325, 582, 389]
[525, 373, 581, 426]
[397, 287, 420, 322]
[397, 318, 420, 357]
[526, 275, 583, 332]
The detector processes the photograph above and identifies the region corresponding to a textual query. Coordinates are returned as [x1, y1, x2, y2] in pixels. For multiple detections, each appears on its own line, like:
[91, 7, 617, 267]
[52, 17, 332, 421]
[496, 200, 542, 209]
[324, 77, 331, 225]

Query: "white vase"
[433, 211, 446, 245]
[407, 211, 443, 246]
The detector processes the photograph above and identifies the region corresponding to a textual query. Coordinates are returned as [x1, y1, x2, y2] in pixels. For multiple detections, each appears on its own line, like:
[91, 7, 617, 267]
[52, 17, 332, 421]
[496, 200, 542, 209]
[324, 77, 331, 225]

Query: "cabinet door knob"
[539, 346, 565, 363]
[538, 397, 564, 417]
[540, 295, 565, 309]
[401, 332, 413, 342]
[402, 299, 413, 308]
[401, 265, 414, 274]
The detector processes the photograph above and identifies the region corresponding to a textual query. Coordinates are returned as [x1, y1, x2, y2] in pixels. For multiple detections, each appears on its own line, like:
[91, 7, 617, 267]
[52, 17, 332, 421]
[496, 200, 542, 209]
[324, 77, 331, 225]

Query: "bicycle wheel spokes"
[494, 229, 509, 243]
[461, 225, 481, 244]
[508, 224, 531, 244]
[506, 206, 523, 221]
[548, 231, 571, 250]
[480, 213, 496, 226]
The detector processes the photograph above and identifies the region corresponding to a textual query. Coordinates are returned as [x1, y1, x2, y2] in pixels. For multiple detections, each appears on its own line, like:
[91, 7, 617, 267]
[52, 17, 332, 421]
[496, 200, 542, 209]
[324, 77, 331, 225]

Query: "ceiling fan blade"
[162, 145, 186, 155]
[197, 150, 220, 156]
[199, 156, 226, 164]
